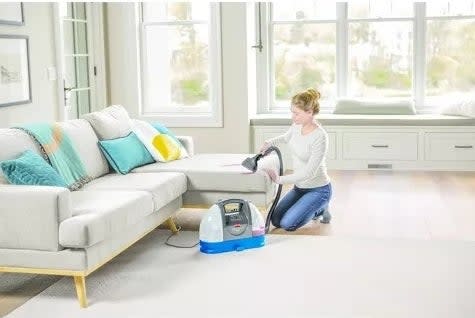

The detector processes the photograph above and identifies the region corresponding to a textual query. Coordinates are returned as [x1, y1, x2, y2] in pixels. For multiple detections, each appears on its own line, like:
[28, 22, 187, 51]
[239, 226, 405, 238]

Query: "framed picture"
[0, 3, 24, 26]
[0, 35, 31, 107]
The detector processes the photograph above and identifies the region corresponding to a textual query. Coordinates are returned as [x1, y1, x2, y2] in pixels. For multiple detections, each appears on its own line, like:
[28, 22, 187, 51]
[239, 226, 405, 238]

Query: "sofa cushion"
[82, 105, 132, 140]
[1, 150, 68, 187]
[58, 119, 110, 179]
[0, 128, 42, 184]
[80, 172, 187, 211]
[59, 190, 154, 248]
[132, 154, 277, 193]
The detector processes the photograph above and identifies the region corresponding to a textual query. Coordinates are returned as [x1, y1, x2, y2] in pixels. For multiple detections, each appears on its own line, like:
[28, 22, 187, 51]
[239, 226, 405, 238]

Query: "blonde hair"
[291, 88, 321, 115]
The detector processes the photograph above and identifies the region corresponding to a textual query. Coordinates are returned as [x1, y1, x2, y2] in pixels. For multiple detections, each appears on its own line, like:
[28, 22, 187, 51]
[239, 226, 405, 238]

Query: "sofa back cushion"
[0, 128, 42, 184]
[82, 105, 132, 140]
[58, 119, 110, 179]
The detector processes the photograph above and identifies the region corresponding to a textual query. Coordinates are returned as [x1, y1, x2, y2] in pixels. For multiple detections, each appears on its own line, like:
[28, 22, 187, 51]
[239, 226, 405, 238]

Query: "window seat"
[250, 114, 475, 126]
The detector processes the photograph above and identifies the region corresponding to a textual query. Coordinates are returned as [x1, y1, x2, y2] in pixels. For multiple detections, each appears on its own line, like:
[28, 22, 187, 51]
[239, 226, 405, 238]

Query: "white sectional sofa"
[0, 118, 275, 308]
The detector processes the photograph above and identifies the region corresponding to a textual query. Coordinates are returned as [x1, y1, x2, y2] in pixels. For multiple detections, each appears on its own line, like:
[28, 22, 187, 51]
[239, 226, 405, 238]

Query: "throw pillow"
[132, 120, 189, 162]
[151, 122, 189, 159]
[333, 98, 417, 115]
[0, 150, 68, 187]
[440, 95, 475, 118]
[98, 132, 155, 174]
[82, 105, 132, 140]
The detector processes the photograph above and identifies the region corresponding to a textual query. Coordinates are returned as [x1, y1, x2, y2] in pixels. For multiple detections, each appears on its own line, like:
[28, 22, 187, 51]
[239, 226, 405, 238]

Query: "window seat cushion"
[333, 98, 417, 115]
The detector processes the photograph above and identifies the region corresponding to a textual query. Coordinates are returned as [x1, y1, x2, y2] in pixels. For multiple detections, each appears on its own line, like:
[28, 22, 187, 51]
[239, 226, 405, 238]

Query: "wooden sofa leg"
[73, 275, 88, 308]
[166, 217, 179, 233]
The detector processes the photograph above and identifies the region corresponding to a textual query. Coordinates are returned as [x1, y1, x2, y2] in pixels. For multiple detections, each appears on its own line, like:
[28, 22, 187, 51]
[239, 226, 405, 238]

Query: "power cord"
[164, 222, 200, 248]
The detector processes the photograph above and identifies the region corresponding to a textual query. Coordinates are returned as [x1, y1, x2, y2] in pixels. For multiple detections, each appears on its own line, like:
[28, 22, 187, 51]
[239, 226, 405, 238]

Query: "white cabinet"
[342, 132, 418, 161]
[327, 132, 337, 160]
[252, 125, 475, 170]
[425, 133, 475, 161]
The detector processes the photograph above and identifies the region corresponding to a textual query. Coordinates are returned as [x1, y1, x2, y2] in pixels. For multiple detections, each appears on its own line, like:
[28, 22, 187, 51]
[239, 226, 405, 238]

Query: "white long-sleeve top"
[265, 121, 330, 188]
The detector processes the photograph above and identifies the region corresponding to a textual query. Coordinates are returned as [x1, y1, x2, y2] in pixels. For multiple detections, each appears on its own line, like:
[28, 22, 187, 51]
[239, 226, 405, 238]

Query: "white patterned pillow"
[440, 95, 475, 118]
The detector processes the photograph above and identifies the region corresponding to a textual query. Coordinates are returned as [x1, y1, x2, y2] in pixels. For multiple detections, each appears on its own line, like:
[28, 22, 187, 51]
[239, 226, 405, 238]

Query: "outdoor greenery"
[158, 2, 475, 107]
[427, 20, 475, 95]
[169, 3, 209, 106]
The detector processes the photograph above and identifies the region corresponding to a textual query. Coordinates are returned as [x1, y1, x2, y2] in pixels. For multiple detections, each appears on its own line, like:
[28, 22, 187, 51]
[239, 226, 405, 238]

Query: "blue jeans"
[271, 183, 332, 231]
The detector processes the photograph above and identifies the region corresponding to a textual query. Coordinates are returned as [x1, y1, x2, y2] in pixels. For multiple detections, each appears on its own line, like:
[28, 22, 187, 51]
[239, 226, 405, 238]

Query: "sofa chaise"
[0, 116, 276, 308]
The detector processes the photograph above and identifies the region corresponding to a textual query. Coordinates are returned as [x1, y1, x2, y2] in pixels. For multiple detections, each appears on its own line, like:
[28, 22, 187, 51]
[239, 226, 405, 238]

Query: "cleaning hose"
[261, 146, 283, 233]
[241, 146, 284, 233]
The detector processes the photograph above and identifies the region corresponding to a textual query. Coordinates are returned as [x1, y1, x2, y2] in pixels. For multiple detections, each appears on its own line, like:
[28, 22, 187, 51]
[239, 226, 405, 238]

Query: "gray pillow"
[333, 98, 416, 115]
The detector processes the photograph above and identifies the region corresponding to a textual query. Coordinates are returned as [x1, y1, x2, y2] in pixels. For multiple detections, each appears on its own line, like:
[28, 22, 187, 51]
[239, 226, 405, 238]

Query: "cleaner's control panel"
[218, 199, 252, 239]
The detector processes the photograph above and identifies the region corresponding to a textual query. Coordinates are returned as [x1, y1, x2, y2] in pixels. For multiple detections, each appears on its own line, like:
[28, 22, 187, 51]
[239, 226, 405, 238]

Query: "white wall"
[0, 3, 59, 127]
[105, 3, 254, 153]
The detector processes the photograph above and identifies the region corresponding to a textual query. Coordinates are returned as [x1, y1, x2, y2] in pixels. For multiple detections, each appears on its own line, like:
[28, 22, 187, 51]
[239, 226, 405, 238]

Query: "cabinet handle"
[454, 145, 473, 149]
[371, 145, 389, 148]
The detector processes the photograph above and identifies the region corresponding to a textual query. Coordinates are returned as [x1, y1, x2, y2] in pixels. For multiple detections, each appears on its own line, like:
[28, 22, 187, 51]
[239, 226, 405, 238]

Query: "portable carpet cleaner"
[198, 146, 283, 254]
[165, 147, 284, 254]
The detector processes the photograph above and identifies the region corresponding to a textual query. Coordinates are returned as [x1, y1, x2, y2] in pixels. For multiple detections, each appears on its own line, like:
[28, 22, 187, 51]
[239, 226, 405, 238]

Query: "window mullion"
[414, 2, 426, 109]
[336, 2, 348, 98]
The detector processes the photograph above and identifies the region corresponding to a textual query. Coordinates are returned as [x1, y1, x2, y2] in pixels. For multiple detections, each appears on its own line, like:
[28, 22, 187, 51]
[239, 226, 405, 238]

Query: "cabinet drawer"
[425, 133, 475, 161]
[343, 132, 418, 160]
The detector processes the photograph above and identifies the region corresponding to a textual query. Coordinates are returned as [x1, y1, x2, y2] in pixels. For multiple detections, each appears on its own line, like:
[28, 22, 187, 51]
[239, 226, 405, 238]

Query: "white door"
[56, 3, 96, 120]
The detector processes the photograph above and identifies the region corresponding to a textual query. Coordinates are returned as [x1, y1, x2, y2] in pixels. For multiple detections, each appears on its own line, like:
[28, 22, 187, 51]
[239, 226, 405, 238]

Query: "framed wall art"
[0, 35, 31, 107]
[0, 3, 24, 26]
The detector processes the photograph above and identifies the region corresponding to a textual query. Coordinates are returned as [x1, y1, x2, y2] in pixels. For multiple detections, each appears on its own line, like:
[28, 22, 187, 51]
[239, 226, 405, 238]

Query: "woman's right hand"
[259, 142, 270, 154]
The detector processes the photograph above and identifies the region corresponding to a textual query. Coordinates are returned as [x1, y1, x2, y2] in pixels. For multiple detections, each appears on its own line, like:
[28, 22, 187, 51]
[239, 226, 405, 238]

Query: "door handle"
[454, 145, 473, 149]
[371, 145, 389, 148]
[64, 86, 75, 92]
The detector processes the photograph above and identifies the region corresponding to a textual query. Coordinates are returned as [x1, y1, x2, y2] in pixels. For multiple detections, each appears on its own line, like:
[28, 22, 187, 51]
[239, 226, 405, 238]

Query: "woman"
[260, 88, 332, 231]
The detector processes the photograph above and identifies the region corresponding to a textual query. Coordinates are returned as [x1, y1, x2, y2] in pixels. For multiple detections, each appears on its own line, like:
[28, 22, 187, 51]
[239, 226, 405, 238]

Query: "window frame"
[139, 3, 223, 127]
[256, 2, 475, 115]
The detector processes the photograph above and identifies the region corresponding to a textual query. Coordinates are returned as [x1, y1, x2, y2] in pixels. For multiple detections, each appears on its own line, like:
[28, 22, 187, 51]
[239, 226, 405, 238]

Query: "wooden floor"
[174, 170, 475, 240]
[1, 170, 475, 316]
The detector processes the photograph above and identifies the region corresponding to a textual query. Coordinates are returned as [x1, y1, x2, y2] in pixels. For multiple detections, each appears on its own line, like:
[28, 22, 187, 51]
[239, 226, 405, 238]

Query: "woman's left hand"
[262, 168, 278, 183]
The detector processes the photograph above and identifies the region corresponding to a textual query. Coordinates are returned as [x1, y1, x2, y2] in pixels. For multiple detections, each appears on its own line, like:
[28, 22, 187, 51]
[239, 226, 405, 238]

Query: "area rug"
[4, 230, 475, 318]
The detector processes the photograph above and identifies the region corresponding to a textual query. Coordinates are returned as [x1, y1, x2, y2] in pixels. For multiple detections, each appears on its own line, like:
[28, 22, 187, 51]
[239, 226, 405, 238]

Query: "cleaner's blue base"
[200, 235, 265, 254]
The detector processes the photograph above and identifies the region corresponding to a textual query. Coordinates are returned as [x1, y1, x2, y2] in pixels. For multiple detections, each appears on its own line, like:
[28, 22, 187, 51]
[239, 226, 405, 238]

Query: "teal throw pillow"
[0, 150, 68, 187]
[98, 132, 154, 174]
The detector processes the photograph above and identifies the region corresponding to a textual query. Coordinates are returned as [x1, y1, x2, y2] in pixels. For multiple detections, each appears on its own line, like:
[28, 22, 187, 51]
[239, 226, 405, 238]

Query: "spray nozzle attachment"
[241, 153, 263, 172]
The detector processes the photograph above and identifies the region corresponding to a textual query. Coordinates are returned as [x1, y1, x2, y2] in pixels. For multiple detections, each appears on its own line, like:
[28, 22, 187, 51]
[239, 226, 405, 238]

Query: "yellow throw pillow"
[152, 135, 181, 162]
[131, 119, 189, 163]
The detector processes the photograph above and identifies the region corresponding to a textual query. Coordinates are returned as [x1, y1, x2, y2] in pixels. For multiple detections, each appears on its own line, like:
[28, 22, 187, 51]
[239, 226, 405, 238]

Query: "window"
[348, 2, 413, 99]
[140, 3, 222, 127]
[257, 1, 475, 114]
[264, 2, 337, 112]
[425, 1, 475, 106]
